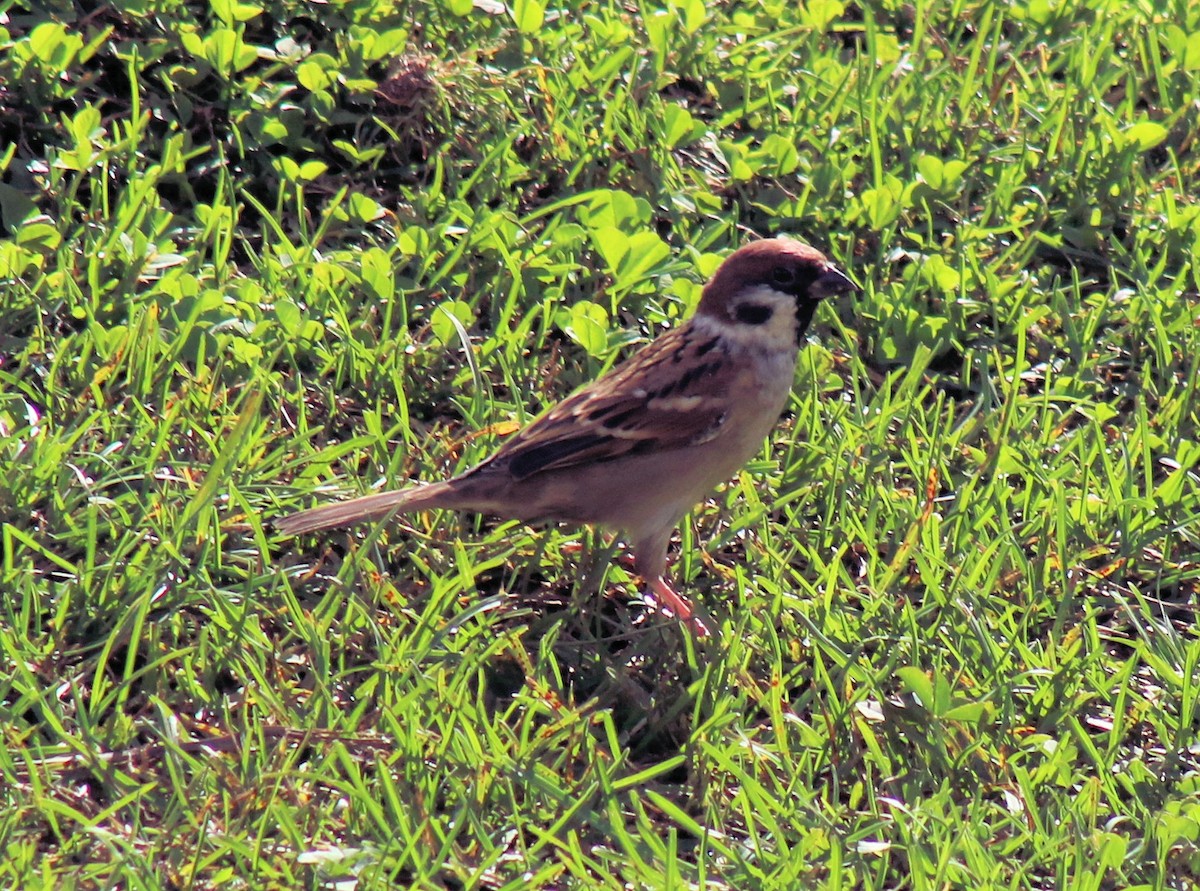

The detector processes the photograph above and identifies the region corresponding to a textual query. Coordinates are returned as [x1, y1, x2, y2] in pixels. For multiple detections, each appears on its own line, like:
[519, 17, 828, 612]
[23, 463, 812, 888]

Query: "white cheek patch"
[694, 286, 798, 352]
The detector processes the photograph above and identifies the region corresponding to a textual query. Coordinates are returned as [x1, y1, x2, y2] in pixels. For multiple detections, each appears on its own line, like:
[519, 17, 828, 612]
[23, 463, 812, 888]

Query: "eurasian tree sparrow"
[277, 238, 856, 635]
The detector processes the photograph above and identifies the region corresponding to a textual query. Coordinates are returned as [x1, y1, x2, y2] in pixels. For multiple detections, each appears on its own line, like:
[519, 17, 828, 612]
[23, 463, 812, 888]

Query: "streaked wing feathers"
[495, 328, 730, 480]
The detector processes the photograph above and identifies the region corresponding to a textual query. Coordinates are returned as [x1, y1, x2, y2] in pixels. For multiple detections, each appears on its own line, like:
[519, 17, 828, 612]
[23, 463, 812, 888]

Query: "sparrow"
[277, 238, 856, 635]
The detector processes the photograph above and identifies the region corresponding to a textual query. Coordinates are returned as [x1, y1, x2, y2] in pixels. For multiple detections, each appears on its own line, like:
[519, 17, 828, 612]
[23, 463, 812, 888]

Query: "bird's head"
[697, 238, 857, 347]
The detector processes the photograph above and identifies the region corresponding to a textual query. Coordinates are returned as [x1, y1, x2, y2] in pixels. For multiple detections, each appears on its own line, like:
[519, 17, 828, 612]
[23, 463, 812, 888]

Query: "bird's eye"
[770, 266, 795, 287]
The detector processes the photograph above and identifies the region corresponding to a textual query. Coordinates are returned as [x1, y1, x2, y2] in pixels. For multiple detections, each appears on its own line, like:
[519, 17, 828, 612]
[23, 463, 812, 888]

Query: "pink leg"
[647, 576, 712, 639]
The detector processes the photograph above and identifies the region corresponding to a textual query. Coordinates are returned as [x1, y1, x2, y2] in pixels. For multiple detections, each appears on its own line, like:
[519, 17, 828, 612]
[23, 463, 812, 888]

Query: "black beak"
[811, 264, 858, 299]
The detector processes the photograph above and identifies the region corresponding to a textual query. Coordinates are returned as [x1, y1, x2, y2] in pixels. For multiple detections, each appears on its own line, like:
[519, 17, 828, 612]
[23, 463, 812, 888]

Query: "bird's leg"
[562, 535, 709, 635]
[645, 575, 713, 639]
[645, 575, 694, 620]
[631, 530, 713, 637]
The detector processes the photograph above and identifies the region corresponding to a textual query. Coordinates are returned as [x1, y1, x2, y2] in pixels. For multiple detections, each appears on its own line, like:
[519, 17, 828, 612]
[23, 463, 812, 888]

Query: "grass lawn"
[3, 0, 1200, 887]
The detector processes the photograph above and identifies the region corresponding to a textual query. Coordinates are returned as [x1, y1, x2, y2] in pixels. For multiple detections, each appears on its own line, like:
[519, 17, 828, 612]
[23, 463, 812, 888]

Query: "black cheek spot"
[734, 303, 773, 325]
[695, 337, 721, 356]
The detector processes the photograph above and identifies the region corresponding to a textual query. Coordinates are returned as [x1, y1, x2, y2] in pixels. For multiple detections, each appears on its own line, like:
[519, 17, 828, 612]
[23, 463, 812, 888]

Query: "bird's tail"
[275, 481, 464, 535]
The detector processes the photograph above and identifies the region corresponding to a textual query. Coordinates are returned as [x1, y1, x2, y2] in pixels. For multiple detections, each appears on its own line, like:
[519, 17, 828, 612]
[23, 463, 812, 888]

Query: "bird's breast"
[736, 347, 797, 413]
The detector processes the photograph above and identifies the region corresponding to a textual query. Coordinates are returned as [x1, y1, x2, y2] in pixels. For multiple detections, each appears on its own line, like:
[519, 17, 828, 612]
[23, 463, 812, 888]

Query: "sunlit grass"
[2, 0, 1199, 887]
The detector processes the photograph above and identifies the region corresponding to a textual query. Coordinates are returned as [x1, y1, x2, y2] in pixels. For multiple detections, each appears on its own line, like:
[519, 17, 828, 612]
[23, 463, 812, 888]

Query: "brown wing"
[489, 325, 731, 481]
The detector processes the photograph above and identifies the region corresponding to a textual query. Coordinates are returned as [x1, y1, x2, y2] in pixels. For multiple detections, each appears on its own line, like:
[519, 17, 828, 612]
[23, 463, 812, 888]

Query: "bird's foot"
[644, 576, 714, 640]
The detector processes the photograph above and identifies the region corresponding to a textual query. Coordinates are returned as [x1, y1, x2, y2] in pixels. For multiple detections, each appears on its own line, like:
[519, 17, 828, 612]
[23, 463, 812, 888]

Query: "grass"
[2, 0, 1200, 887]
